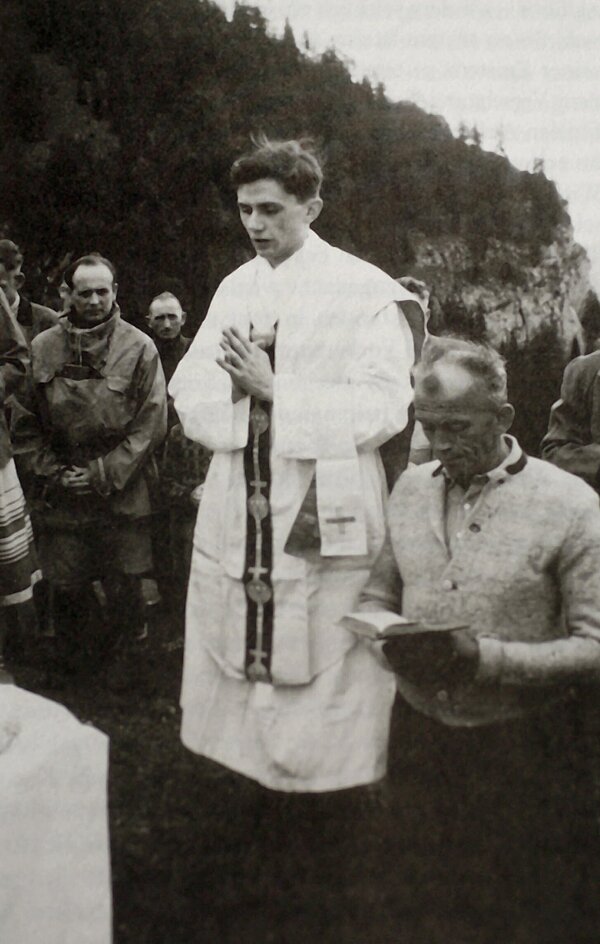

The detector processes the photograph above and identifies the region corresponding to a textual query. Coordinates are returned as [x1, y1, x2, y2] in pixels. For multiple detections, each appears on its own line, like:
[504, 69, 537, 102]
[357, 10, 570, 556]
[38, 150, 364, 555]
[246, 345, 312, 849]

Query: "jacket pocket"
[104, 375, 131, 395]
[98, 375, 137, 431]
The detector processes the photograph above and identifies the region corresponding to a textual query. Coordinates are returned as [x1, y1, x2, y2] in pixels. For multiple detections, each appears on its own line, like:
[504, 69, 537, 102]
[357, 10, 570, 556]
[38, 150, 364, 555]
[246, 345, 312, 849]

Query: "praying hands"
[217, 326, 274, 402]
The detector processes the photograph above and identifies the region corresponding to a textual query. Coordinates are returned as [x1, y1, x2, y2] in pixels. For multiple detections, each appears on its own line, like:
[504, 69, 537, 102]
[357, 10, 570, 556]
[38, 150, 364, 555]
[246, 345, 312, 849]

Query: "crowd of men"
[2, 137, 600, 941]
[0, 239, 208, 680]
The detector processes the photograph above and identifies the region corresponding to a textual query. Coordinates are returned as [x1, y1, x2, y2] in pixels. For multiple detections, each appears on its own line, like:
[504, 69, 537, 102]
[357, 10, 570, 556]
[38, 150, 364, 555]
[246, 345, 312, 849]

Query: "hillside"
[0, 0, 578, 336]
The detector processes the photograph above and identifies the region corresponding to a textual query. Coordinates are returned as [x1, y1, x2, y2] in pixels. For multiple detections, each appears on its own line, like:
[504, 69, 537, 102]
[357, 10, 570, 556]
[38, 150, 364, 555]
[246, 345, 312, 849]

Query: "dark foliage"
[431, 295, 489, 341]
[501, 322, 566, 455]
[1, 0, 566, 331]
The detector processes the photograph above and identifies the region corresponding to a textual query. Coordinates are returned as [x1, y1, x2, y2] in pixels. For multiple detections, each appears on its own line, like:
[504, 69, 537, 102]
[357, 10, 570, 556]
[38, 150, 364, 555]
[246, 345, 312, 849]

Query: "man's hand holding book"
[382, 627, 478, 687]
[340, 610, 478, 686]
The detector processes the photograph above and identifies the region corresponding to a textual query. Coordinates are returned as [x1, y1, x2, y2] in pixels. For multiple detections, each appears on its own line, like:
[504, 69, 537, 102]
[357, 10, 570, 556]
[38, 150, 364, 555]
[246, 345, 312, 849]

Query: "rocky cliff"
[407, 223, 590, 354]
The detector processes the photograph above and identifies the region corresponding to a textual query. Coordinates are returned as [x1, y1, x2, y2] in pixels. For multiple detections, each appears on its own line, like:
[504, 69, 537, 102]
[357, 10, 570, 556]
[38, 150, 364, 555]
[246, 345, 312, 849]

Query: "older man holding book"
[357, 337, 600, 943]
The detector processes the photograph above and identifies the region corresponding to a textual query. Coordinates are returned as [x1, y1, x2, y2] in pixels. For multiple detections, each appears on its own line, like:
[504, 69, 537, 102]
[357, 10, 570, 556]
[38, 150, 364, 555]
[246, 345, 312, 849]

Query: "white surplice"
[169, 230, 414, 791]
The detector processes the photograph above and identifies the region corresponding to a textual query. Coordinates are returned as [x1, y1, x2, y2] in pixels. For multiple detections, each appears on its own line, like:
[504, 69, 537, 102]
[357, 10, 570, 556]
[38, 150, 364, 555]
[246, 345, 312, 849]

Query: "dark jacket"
[154, 334, 192, 387]
[379, 296, 428, 488]
[16, 297, 60, 347]
[154, 334, 192, 430]
[541, 351, 600, 491]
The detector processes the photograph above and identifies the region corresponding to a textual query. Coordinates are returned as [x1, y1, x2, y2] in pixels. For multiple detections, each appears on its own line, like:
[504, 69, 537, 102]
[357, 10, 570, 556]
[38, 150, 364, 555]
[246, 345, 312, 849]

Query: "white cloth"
[181, 634, 396, 793]
[0, 685, 111, 944]
[170, 230, 413, 789]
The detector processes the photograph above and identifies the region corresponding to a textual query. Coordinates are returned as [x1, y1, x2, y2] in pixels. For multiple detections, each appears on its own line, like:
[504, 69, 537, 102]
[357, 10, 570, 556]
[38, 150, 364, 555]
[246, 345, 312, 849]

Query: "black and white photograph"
[1, 1, 600, 942]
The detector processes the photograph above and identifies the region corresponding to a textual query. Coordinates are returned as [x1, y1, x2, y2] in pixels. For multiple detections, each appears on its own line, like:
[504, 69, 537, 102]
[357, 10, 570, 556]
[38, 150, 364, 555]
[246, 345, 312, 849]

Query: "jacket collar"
[16, 295, 31, 325]
[63, 305, 121, 369]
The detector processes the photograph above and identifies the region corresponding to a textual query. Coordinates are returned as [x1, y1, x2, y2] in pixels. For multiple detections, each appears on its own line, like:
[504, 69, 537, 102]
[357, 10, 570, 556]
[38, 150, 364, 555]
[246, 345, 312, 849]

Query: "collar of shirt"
[10, 293, 20, 316]
[253, 230, 321, 334]
[433, 435, 526, 489]
[436, 436, 526, 554]
[254, 228, 321, 280]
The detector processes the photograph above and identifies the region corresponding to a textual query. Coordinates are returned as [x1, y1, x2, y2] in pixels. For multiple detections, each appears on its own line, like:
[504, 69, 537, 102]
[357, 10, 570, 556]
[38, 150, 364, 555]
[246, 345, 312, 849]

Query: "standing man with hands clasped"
[169, 137, 415, 793]
[13, 253, 166, 679]
[359, 336, 600, 942]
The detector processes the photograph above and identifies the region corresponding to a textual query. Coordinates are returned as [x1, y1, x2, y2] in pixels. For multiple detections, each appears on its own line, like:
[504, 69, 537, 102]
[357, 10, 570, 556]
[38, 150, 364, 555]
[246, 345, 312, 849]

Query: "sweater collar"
[432, 435, 527, 484]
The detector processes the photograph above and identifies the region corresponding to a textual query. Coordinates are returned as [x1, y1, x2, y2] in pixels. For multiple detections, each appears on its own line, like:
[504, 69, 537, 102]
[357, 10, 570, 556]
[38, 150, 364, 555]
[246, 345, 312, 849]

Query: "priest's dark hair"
[63, 252, 117, 289]
[231, 136, 323, 201]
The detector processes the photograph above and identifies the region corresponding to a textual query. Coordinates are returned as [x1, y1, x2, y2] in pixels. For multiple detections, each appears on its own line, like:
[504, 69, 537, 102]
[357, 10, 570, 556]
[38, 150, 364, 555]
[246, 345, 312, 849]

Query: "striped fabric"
[0, 459, 41, 606]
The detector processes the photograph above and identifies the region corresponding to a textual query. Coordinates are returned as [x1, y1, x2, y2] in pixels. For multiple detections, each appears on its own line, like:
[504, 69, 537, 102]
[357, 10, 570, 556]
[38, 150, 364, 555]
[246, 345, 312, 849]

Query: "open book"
[340, 610, 468, 641]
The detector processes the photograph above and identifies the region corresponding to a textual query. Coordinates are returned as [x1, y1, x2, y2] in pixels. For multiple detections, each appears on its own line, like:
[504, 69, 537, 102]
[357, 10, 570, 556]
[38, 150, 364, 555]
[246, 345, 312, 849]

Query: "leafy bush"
[501, 323, 566, 455]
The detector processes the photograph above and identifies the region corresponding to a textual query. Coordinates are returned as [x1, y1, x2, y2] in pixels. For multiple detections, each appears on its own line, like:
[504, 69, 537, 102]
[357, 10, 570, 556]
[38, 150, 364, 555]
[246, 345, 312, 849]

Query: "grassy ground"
[9, 606, 599, 944]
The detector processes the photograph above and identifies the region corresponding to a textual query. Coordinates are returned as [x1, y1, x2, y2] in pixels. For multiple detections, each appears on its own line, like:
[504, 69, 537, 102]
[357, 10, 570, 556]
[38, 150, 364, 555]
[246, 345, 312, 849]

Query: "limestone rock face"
[408, 223, 590, 353]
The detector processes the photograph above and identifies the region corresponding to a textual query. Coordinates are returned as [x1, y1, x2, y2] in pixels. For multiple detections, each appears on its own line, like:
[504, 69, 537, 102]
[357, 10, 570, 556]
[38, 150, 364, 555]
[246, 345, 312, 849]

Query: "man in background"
[541, 348, 600, 490]
[147, 291, 191, 396]
[146, 289, 202, 606]
[379, 274, 433, 485]
[0, 239, 59, 346]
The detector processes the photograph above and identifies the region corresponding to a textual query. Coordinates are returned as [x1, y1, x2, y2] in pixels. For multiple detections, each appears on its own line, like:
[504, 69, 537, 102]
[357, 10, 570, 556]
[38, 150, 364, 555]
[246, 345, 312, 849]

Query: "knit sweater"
[360, 447, 600, 725]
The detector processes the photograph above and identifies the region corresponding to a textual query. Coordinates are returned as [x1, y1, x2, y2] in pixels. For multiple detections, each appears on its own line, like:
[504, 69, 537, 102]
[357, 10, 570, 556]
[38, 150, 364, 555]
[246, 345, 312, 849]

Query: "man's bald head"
[414, 337, 514, 485]
[415, 336, 508, 410]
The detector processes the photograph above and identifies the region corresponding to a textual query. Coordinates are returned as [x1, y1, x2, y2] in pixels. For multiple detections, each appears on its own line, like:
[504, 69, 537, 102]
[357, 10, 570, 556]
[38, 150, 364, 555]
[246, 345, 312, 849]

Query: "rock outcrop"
[407, 223, 590, 353]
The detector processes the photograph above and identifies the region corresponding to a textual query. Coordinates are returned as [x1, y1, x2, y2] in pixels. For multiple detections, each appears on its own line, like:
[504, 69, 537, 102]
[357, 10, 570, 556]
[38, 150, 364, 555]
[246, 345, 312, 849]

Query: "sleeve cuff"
[88, 458, 111, 497]
[177, 396, 249, 451]
[475, 636, 505, 683]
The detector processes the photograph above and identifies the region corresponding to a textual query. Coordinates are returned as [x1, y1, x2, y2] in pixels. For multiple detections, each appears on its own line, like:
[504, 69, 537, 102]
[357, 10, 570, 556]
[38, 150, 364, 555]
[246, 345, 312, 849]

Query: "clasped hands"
[60, 466, 93, 494]
[382, 628, 480, 687]
[216, 327, 274, 402]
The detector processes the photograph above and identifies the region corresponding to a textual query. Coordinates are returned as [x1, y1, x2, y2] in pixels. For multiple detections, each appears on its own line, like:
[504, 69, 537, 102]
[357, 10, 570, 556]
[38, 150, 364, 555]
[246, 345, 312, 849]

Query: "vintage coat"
[16, 296, 60, 347]
[12, 307, 167, 521]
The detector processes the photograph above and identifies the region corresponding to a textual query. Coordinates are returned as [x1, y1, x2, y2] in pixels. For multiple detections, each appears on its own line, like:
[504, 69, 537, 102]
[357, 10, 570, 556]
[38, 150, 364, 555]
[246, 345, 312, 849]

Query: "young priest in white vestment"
[169, 137, 414, 792]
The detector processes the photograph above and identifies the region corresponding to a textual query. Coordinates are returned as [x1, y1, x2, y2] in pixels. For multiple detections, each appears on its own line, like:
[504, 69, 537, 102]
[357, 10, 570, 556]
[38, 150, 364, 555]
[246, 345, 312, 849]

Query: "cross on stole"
[248, 564, 268, 579]
[250, 478, 267, 490]
[325, 507, 357, 536]
[248, 647, 269, 680]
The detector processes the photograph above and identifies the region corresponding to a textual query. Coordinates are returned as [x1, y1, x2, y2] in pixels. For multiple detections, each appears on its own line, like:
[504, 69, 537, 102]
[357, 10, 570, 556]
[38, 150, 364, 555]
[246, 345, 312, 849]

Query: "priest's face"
[237, 178, 322, 268]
